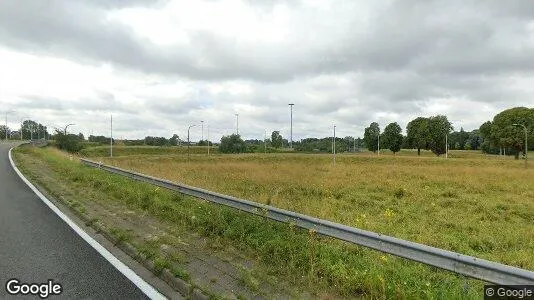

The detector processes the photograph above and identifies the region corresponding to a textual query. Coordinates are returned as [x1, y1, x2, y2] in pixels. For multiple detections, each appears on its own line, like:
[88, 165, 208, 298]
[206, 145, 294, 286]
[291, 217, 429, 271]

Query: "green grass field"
[92, 148, 534, 269]
[16, 146, 534, 298]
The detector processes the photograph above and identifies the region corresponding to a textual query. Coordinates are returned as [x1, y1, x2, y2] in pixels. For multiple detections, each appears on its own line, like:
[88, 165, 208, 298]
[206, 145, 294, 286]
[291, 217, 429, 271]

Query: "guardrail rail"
[81, 158, 534, 285]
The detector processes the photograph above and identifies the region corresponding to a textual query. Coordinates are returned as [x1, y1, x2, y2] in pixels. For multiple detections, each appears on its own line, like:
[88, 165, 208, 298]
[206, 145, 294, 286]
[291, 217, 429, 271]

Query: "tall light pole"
[201, 120, 204, 141]
[4, 110, 14, 141]
[207, 125, 210, 156]
[333, 124, 336, 165]
[445, 133, 448, 159]
[512, 123, 528, 168]
[264, 129, 267, 154]
[187, 124, 196, 161]
[288, 103, 294, 149]
[110, 114, 113, 158]
[235, 113, 239, 135]
[377, 131, 380, 156]
[64, 123, 75, 135]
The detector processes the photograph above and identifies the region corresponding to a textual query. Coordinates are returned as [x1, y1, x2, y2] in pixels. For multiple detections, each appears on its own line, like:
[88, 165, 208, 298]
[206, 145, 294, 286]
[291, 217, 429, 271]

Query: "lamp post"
[446, 133, 448, 159]
[64, 123, 75, 135]
[110, 114, 113, 158]
[187, 124, 196, 161]
[207, 125, 210, 156]
[333, 124, 336, 165]
[512, 123, 528, 168]
[4, 110, 14, 141]
[288, 103, 294, 149]
[235, 113, 239, 135]
[377, 131, 380, 156]
[201, 120, 204, 141]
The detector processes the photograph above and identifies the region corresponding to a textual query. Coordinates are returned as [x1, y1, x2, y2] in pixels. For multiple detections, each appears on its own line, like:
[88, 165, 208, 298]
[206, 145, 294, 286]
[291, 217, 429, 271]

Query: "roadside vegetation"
[18, 146, 522, 299]
[92, 149, 534, 273]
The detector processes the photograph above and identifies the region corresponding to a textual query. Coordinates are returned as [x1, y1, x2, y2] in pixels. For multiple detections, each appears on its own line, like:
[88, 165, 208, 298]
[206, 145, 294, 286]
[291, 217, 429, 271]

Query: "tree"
[427, 115, 453, 156]
[169, 134, 180, 146]
[219, 134, 247, 153]
[54, 130, 84, 153]
[488, 107, 534, 159]
[381, 122, 403, 154]
[271, 131, 283, 148]
[406, 117, 430, 155]
[0, 125, 10, 139]
[363, 122, 380, 152]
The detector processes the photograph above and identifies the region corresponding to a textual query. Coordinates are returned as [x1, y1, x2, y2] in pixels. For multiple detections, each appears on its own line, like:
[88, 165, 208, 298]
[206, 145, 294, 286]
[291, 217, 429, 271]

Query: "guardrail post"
[308, 228, 317, 286]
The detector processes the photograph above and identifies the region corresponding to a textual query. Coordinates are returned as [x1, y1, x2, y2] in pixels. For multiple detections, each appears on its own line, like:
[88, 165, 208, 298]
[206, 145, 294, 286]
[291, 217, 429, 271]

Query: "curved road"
[0, 143, 150, 299]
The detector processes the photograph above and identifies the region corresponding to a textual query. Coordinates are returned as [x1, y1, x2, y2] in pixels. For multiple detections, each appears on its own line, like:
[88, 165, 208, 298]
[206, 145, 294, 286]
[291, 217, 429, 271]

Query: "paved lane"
[0, 143, 150, 299]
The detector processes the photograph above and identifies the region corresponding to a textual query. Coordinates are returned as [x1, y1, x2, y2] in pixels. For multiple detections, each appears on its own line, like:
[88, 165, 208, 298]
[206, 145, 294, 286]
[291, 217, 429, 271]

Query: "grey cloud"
[2, 0, 534, 140]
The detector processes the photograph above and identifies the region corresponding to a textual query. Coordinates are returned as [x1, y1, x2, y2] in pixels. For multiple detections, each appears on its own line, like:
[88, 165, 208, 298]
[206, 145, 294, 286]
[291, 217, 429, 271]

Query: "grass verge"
[14, 146, 486, 299]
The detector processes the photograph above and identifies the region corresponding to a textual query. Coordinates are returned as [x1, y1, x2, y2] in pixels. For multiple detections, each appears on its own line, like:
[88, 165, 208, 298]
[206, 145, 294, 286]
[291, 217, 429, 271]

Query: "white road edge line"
[8, 147, 166, 300]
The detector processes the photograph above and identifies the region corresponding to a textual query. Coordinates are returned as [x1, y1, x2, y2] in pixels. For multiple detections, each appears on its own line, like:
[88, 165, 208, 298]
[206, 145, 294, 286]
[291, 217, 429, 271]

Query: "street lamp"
[187, 124, 196, 161]
[64, 123, 75, 135]
[512, 123, 528, 168]
[201, 120, 204, 141]
[235, 113, 239, 135]
[4, 110, 15, 141]
[288, 103, 294, 149]
[377, 131, 380, 156]
[333, 124, 336, 165]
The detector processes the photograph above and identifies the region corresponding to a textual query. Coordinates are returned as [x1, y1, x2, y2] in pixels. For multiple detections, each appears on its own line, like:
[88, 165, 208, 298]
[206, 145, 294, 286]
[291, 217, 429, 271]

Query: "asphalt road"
[0, 143, 149, 299]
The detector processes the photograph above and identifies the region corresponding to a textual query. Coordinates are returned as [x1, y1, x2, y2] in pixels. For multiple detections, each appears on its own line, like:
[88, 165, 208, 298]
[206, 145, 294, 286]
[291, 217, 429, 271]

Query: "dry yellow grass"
[93, 150, 534, 271]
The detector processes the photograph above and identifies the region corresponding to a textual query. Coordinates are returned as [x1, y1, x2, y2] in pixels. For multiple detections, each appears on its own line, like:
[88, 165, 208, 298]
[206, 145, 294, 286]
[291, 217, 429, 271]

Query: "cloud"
[1, 0, 534, 141]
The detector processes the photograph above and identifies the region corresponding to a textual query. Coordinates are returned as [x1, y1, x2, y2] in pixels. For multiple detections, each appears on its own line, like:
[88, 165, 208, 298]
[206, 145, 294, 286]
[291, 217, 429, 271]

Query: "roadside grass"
[80, 145, 218, 157]
[15, 146, 503, 298]
[91, 149, 534, 272]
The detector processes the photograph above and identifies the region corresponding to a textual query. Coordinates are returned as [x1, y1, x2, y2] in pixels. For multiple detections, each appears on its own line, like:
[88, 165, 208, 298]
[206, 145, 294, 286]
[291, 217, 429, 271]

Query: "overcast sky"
[1, 0, 534, 141]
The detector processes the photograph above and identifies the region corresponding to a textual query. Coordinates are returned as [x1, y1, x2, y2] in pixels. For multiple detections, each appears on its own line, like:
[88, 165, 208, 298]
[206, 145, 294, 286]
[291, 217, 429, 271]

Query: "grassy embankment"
[18, 146, 534, 298]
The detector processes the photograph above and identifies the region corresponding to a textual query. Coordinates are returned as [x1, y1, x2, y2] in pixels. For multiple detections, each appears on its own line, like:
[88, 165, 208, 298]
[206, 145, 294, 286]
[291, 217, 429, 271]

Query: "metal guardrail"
[81, 158, 534, 285]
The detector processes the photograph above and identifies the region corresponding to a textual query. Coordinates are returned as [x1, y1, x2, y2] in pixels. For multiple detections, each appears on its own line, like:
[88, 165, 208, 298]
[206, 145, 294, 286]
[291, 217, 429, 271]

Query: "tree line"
[5, 106, 531, 156]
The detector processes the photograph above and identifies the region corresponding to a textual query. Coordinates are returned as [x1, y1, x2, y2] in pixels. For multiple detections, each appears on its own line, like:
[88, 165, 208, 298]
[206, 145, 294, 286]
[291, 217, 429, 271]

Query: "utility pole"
[377, 131, 380, 156]
[201, 120, 204, 141]
[235, 113, 239, 135]
[110, 114, 113, 158]
[207, 125, 210, 156]
[4, 114, 7, 141]
[264, 129, 267, 154]
[333, 124, 336, 165]
[445, 133, 448, 159]
[187, 124, 196, 161]
[288, 103, 294, 149]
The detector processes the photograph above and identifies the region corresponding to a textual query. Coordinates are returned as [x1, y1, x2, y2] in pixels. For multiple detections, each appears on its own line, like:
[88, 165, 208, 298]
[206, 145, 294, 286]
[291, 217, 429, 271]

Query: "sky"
[1, 0, 534, 142]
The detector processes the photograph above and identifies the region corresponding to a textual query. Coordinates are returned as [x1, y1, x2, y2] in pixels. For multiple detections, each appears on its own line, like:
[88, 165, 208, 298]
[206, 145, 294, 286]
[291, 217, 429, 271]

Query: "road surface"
[0, 142, 150, 299]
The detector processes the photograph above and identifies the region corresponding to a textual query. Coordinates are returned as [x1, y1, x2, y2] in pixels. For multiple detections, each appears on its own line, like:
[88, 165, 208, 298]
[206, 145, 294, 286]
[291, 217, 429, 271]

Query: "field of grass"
[80, 145, 218, 157]
[16, 146, 534, 298]
[91, 148, 534, 271]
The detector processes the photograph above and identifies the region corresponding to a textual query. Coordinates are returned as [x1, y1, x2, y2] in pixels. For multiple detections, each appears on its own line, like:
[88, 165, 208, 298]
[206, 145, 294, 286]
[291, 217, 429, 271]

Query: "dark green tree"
[54, 130, 84, 153]
[219, 134, 247, 153]
[363, 122, 380, 152]
[489, 107, 534, 159]
[271, 131, 283, 148]
[381, 122, 403, 154]
[427, 115, 453, 156]
[406, 117, 430, 155]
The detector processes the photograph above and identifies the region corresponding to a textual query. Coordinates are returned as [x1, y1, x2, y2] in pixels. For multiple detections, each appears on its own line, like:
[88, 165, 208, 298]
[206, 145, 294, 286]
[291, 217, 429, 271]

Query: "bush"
[219, 134, 247, 153]
[54, 132, 84, 153]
